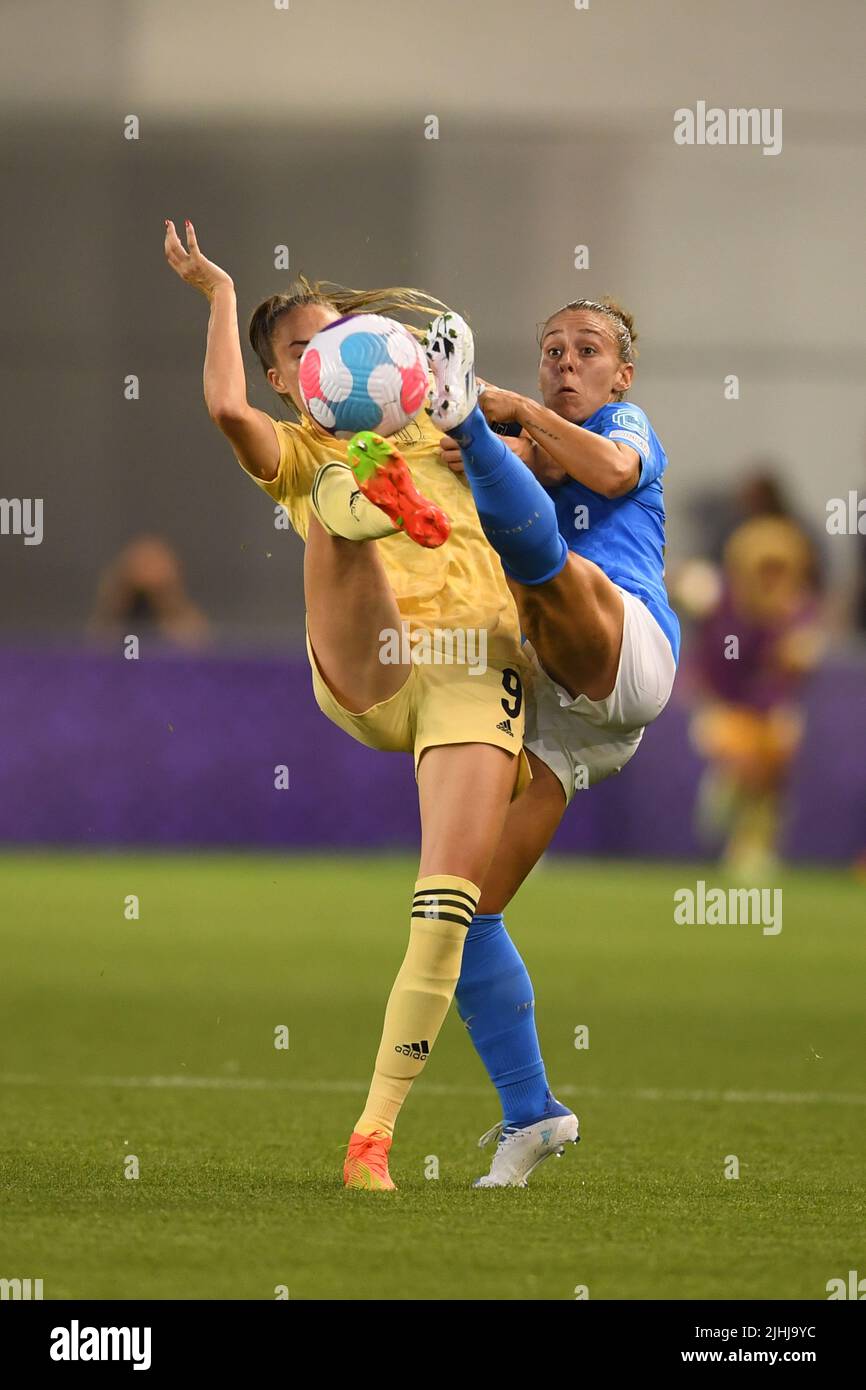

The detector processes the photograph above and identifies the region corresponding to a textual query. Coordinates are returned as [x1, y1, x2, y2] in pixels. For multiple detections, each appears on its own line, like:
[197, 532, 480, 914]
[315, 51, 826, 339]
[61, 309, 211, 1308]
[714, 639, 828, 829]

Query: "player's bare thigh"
[476, 751, 567, 913]
[508, 552, 624, 703]
[417, 743, 520, 886]
[304, 516, 411, 714]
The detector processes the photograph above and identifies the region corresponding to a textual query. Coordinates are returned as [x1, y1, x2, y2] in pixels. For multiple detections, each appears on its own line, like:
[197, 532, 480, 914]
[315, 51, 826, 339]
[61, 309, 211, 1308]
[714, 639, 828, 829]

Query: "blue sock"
[449, 406, 568, 586]
[455, 912, 569, 1128]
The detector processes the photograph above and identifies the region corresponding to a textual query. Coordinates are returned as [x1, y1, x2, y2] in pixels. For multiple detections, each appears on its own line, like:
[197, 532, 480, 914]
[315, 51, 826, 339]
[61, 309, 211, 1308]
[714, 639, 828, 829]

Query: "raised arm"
[163, 219, 280, 482]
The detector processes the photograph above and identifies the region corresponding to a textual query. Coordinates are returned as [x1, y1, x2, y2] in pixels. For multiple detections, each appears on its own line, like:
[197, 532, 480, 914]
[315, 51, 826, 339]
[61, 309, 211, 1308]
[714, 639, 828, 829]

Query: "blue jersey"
[547, 402, 680, 663]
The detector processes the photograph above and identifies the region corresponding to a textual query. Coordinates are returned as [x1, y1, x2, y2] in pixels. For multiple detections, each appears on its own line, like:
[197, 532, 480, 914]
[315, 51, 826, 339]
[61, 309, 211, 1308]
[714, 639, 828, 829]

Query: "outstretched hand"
[163, 219, 234, 300]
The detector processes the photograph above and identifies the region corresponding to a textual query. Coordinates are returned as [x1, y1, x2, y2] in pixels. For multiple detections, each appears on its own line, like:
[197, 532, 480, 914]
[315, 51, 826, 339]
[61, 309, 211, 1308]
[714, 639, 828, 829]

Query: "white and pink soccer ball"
[298, 313, 430, 437]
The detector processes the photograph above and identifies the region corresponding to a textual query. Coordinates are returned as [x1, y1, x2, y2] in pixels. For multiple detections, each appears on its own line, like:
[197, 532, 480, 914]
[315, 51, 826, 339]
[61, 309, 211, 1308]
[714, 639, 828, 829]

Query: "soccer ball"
[298, 313, 430, 437]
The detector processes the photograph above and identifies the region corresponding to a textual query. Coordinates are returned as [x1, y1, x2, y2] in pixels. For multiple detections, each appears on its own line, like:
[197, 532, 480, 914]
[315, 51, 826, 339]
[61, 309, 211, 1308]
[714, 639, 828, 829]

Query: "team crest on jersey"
[611, 407, 648, 436]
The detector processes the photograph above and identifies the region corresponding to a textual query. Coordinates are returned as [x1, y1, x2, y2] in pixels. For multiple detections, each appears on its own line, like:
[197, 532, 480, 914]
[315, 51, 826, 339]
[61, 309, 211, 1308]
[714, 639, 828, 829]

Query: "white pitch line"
[1, 1073, 865, 1107]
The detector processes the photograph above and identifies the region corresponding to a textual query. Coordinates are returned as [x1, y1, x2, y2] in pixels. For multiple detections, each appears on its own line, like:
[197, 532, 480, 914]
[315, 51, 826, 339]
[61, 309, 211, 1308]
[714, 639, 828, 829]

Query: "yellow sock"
[355, 874, 480, 1137]
[310, 461, 399, 541]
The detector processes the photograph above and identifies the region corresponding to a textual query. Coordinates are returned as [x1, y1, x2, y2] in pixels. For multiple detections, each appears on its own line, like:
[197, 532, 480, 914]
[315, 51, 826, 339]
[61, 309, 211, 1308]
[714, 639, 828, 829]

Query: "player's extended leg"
[509, 553, 623, 702]
[304, 515, 411, 712]
[425, 312, 623, 702]
[345, 741, 518, 1190]
[425, 311, 568, 587]
[306, 441, 451, 712]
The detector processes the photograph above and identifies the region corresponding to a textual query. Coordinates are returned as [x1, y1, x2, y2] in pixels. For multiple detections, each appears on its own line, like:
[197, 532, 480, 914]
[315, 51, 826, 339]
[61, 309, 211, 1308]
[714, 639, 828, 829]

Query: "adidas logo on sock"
[496, 718, 514, 736]
[395, 1040, 430, 1061]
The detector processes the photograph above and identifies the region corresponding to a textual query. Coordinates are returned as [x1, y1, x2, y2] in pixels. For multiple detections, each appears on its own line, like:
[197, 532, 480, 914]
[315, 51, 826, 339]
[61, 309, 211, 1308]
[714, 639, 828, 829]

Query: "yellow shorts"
[306, 629, 531, 798]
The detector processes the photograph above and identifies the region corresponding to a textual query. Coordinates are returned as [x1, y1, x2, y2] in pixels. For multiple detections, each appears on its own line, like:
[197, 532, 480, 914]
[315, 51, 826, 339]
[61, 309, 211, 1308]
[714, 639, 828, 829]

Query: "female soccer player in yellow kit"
[163, 218, 543, 1190]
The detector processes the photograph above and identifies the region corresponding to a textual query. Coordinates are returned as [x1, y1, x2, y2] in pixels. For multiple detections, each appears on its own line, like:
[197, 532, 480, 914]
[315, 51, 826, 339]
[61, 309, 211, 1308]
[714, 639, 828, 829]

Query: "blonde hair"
[249, 274, 449, 413]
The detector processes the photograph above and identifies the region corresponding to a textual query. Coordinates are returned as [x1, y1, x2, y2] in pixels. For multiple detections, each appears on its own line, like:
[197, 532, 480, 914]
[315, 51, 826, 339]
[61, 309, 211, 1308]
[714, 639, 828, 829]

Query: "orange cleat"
[346, 431, 451, 549]
[343, 1129, 397, 1191]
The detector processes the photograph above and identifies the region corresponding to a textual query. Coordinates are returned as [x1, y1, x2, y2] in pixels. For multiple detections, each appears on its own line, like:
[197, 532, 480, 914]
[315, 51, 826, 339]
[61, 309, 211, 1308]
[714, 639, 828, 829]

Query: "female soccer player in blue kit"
[424, 299, 681, 1185]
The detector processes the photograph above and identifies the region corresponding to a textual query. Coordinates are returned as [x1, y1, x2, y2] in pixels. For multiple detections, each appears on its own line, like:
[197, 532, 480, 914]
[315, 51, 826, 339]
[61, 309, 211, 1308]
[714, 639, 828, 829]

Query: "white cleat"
[423, 311, 479, 431]
[472, 1112, 580, 1188]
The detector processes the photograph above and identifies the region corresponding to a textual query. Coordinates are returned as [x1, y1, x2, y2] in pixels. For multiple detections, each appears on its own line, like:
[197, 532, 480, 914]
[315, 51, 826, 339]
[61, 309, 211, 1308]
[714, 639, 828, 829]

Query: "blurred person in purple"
[688, 515, 824, 876]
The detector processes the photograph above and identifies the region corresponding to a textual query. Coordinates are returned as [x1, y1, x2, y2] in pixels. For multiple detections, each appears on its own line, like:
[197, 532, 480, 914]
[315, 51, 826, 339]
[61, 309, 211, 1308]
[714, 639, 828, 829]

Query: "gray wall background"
[1, 0, 864, 645]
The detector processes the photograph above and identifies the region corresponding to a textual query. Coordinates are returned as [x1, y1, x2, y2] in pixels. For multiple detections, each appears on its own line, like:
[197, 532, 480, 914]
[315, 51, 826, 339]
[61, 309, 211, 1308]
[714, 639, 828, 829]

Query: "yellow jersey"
[246, 411, 523, 664]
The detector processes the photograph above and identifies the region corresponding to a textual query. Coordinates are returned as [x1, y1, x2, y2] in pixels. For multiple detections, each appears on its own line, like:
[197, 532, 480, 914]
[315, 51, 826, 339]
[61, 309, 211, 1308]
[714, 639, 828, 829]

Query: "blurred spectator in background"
[89, 535, 209, 648]
[681, 514, 825, 877]
[687, 462, 825, 592]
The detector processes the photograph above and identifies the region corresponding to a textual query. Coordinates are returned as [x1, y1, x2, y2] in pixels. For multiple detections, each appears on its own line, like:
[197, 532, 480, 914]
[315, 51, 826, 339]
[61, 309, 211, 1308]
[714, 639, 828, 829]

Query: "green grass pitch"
[1, 852, 864, 1301]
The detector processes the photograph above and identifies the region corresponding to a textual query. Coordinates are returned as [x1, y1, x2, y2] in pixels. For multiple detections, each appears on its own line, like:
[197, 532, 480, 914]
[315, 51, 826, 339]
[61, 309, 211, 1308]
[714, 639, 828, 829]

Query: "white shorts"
[524, 586, 676, 804]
